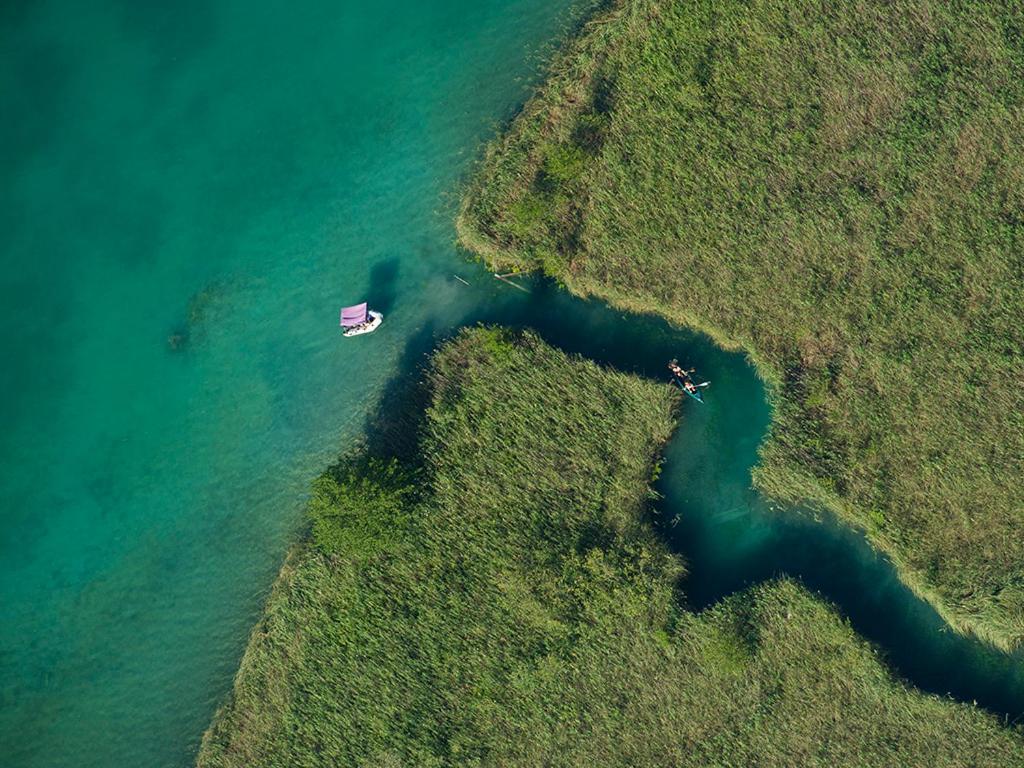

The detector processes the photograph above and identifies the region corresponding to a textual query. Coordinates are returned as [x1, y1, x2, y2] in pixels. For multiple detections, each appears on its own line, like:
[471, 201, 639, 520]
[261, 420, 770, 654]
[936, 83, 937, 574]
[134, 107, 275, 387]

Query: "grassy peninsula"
[199, 328, 1023, 767]
[459, 0, 1024, 649]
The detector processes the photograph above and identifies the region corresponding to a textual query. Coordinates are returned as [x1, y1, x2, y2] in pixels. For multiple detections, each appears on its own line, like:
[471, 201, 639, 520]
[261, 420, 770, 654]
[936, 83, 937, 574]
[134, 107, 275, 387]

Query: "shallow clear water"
[1, 2, 1022, 767]
[0, 2, 597, 765]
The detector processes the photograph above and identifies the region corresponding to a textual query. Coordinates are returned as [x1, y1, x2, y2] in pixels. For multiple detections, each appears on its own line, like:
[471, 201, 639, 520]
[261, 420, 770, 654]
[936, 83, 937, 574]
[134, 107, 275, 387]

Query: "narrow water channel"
[403, 275, 1024, 724]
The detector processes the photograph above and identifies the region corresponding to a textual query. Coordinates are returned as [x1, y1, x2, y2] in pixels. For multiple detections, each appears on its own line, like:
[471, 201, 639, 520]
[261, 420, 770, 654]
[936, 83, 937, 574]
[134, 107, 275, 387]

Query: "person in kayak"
[668, 360, 699, 394]
[668, 360, 695, 379]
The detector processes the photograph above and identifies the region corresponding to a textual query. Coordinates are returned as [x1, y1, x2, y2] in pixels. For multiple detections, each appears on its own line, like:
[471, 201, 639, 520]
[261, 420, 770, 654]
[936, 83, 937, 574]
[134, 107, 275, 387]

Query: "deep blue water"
[1, 2, 1022, 767]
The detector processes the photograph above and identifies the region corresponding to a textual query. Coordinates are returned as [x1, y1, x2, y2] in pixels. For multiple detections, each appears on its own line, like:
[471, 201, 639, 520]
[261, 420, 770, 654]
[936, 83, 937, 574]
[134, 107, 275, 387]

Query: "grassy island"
[458, 0, 1024, 649]
[199, 329, 1023, 767]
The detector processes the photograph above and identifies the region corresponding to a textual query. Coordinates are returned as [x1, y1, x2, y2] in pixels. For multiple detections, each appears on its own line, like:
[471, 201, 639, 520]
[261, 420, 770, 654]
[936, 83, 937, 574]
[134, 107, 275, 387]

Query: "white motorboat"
[340, 303, 383, 337]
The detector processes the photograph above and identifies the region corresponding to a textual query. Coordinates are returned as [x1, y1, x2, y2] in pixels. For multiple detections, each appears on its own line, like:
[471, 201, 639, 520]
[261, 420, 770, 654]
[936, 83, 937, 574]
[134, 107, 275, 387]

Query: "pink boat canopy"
[340, 302, 368, 327]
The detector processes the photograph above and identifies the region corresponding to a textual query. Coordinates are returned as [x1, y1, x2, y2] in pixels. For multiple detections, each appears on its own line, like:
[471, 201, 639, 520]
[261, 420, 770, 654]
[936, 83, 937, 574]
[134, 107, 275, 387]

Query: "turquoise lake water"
[0, 2, 598, 764]
[1, 2, 1022, 766]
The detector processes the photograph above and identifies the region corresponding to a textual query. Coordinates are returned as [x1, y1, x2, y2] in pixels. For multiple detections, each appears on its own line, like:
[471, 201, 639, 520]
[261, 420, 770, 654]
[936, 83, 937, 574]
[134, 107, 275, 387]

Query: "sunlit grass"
[459, 0, 1024, 650]
[199, 329, 1024, 766]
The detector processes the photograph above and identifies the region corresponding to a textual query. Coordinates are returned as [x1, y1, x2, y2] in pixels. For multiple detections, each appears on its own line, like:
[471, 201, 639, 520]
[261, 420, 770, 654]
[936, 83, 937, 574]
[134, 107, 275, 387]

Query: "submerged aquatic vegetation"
[198, 329, 1024, 767]
[459, 0, 1024, 650]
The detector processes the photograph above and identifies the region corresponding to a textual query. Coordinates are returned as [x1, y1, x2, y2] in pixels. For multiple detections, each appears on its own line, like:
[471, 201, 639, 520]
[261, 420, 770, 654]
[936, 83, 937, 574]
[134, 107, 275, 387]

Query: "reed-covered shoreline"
[198, 328, 1024, 766]
[458, 0, 1024, 651]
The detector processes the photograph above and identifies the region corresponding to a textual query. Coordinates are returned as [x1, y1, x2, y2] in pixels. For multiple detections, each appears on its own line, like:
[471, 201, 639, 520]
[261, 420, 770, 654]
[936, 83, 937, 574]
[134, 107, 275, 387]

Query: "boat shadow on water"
[368, 258, 400, 316]
[363, 273, 1024, 724]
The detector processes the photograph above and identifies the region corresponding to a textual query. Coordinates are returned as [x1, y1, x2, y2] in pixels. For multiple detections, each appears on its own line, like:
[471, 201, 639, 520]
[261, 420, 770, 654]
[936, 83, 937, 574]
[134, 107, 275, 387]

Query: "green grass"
[458, 0, 1024, 650]
[198, 328, 1024, 767]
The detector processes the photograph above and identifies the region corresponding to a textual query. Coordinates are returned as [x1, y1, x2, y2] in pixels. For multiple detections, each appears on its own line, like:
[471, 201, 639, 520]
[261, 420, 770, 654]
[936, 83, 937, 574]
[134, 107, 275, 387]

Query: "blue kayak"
[672, 376, 706, 403]
[668, 360, 710, 403]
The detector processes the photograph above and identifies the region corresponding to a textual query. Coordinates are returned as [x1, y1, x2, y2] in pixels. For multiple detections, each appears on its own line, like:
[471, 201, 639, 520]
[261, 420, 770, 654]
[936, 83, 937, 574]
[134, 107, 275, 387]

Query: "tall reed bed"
[199, 329, 1023, 766]
[459, 0, 1024, 650]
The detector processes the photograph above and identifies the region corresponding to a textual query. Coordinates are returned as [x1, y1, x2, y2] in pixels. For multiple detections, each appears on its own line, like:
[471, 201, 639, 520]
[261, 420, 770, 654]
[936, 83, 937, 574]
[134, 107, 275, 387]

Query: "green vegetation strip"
[199, 329, 1023, 766]
[458, 0, 1024, 650]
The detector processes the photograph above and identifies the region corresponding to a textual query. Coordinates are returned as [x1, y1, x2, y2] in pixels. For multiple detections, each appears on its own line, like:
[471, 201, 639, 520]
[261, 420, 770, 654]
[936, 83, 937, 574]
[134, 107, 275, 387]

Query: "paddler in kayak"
[668, 359, 709, 401]
[668, 360, 697, 393]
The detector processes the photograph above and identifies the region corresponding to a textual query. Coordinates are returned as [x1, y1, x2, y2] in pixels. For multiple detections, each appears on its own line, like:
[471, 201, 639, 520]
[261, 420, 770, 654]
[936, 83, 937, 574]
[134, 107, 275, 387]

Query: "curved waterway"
[0, 2, 1021, 767]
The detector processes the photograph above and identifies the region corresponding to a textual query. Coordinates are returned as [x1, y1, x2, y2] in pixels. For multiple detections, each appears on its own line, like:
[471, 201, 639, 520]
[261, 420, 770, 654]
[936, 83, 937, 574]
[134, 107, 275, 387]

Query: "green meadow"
[198, 329, 1023, 767]
[459, 0, 1024, 649]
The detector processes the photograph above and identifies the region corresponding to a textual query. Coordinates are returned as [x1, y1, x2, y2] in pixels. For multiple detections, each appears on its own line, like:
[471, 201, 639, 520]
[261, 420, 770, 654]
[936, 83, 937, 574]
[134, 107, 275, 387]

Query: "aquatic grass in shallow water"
[198, 329, 1024, 766]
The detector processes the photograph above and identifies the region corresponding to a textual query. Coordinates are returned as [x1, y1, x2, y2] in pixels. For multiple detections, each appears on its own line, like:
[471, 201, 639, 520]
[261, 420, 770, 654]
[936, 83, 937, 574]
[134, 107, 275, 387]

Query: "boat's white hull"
[343, 310, 383, 337]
